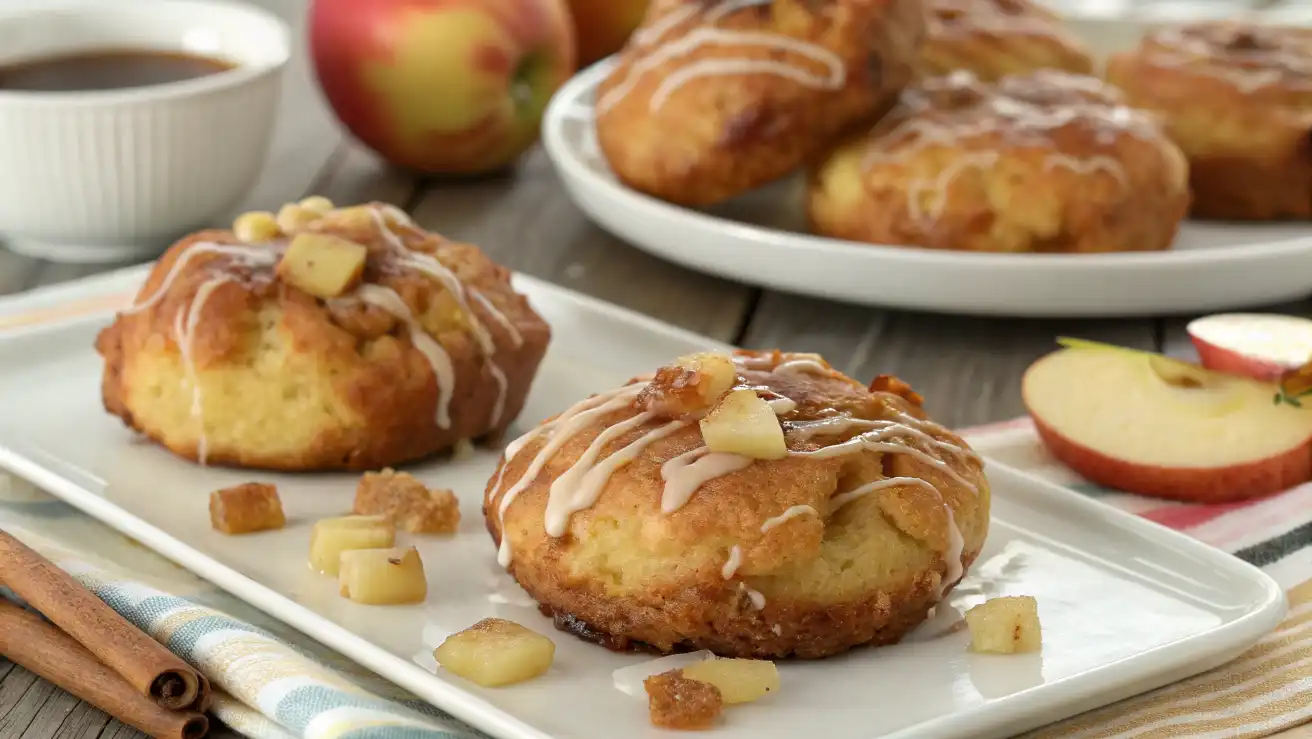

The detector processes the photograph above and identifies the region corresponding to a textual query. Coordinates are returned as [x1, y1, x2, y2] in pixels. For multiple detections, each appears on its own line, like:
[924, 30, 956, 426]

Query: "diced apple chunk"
[700, 389, 788, 460]
[209, 482, 285, 535]
[275, 203, 322, 234]
[676, 352, 738, 406]
[309, 515, 395, 575]
[680, 658, 779, 704]
[434, 618, 555, 687]
[645, 670, 723, 730]
[965, 596, 1042, 654]
[232, 211, 281, 244]
[339, 547, 427, 605]
[277, 233, 368, 298]
[298, 195, 334, 213]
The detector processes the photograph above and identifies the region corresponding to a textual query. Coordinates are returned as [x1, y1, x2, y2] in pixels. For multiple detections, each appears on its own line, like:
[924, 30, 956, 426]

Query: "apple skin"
[566, 0, 650, 66]
[1029, 413, 1312, 504]
[309, 0, 577, 175]
[1190, 336, 1288, 382]
[1023, 346, 1312, 504]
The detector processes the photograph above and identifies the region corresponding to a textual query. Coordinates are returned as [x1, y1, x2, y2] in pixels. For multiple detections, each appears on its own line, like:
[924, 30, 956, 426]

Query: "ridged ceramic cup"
[0, 0, 290, 263]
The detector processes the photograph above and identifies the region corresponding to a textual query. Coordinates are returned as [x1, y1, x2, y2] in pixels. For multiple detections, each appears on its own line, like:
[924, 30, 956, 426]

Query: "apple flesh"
[1187, 313, 1312, 382]
[309, 0, 577, 175]
[1023, 345, 1312, 503]
[565, 0, 650, 66]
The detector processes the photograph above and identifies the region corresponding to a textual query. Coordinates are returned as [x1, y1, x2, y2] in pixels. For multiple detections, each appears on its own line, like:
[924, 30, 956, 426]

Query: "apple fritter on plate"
[596, 0, 925, 206]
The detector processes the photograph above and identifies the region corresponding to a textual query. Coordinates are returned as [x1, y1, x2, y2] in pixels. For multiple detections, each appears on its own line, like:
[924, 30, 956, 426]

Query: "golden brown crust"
[596, 0, 925, 206]
[483, 350, 989, 659]
[807, 70, 1191, 253]
[1105, 21, 1312, 220]
[96, 204, 551, 471]
[921, 0, 1094, 81]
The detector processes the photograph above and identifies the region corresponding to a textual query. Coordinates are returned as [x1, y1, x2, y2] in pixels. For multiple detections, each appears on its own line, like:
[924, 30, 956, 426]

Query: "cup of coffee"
[0, 0, 290, 263]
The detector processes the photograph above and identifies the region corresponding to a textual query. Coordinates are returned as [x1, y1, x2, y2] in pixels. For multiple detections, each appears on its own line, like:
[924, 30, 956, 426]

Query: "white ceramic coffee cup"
[0, 0, 290, 263]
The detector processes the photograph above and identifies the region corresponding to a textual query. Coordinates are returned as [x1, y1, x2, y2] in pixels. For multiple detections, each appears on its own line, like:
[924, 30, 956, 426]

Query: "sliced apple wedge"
[1023, 346, 1312, 503]
[1187, 313, 1312, 382]
[700, 389, 788, 460]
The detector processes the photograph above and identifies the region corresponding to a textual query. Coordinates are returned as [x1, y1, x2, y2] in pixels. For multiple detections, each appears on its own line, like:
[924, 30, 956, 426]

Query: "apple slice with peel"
[1187, 313, 1312, 382]
[1024, 346, 1312, 503]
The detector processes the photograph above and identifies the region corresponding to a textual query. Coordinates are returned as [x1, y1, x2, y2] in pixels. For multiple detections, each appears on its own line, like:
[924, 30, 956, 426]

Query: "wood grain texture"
[741, 292, 1157, 429]
[410, 148, 754, 341]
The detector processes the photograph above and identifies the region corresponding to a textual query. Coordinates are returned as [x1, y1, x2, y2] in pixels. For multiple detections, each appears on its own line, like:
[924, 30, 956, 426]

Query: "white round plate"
[542, 19, 1312, 318]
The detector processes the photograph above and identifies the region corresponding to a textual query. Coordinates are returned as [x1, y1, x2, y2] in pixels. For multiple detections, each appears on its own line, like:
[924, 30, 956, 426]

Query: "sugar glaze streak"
[596, 0, 847, 114]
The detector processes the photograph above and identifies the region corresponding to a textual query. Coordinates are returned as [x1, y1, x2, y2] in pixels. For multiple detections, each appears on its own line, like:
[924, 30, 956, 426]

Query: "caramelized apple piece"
[645, 669, 723, 729]
[965, 596, 1042, 654]
[700, 389, 788, 459]
[338, 546, 427, 605]
[640, 351, 738, 418]
[354, 469, 460, 534]
[208, 482, 285, 535]
[308, 515, 395, 575]
[680, 658, 779, 704]
[276, 232, 368, 299]
[434, 618, 556, 687]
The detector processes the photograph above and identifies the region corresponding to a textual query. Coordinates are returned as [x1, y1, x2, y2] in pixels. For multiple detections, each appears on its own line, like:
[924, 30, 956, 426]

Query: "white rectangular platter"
[0, 273, 1287, 739]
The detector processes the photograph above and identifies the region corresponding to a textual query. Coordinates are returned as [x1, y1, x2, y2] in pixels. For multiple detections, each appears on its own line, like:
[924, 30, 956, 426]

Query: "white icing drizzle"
[1145, 24, 1312, 95]
[788, 415, 980, 464]
[495, 383, 648, 566]
[470, 289, 524, 348]
[355, 284, 457, 429]
[927, 0, 1083, 44]
[173, 276, 233, 465]
[369, 207, 512, 427]
[659, 446, 754, 513]
[122, 243, 278, 316]
[545, 414, 690, 537]
[767, 397, 798, 415]
[829, 476, 939, 510]
[938, 504, 965, 600]
[597, 0, 846, 114]
[861, 71, 1160, 224]
[760, 505, 819, 533]
[740, 583, 766, 610]
[774, 358, 829, 376]
[794, 436, 978, 494]
[722, 545, 743, 579]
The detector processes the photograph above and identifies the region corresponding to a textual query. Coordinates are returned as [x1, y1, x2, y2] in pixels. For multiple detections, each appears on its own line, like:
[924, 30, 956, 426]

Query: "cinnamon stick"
[0, 530, 203, 710]
[0, 602, 208, 739]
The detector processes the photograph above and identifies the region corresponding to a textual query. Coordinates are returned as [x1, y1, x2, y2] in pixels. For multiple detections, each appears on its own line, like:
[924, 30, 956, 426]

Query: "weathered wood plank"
[47, 701, 109, 739]
[409, 148, 754, 341]
[18, 685, 79, 739]
[741, 293, 1158, 428]
[0, 667, 56, 737]
[312, 144, 419, 212]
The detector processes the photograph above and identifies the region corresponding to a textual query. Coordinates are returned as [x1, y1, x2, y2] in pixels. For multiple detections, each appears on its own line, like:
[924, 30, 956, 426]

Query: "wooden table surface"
[0, 1, 1308, 737]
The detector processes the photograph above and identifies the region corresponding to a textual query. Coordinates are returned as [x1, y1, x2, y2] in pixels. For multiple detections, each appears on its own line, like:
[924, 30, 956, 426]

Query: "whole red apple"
[565, 0, 650, 67]
[309, 0, 576, 175]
